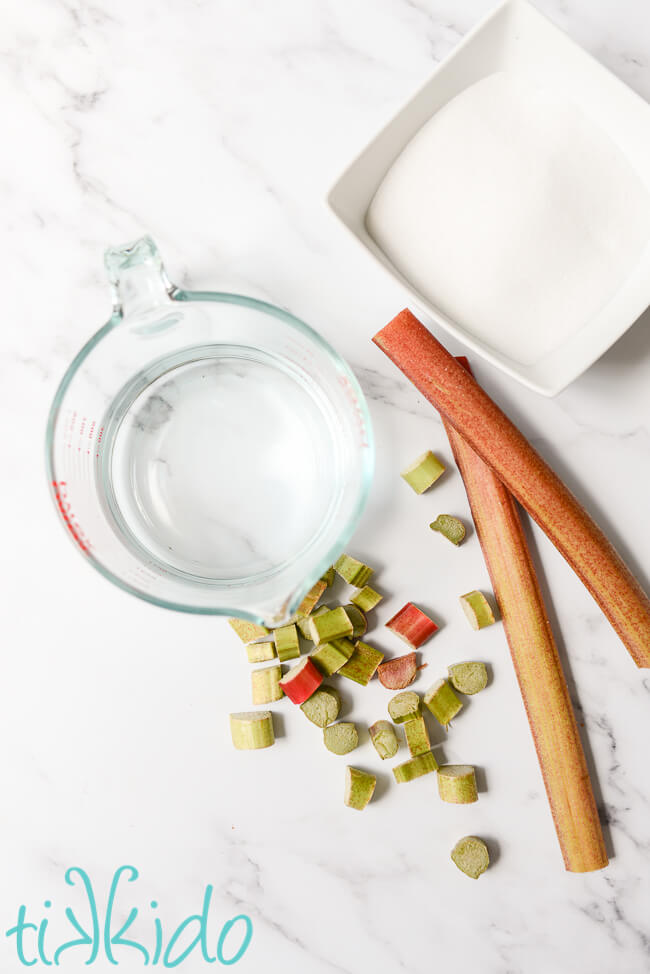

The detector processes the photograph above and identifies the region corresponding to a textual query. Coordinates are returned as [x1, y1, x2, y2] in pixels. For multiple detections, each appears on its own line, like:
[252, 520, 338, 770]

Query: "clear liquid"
[104, 348, 340, 580]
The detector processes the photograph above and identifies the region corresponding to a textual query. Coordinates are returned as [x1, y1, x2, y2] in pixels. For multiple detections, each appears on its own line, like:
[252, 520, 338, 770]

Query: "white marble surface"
[3, 0, 650, 970]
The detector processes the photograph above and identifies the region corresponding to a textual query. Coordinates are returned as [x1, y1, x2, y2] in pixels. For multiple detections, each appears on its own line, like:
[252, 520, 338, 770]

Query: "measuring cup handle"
[104, 235, 176, 318]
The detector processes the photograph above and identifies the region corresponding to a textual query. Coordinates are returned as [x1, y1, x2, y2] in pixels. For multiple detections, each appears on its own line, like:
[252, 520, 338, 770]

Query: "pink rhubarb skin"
[377, 653, 417, 690]
[385, 602, 438, 649]
[446, 359, 607, 873]
[373, 310, 650, 669]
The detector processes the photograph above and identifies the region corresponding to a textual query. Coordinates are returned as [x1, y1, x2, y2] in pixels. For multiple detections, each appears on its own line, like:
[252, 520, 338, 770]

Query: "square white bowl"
[327, 0, 650, 396]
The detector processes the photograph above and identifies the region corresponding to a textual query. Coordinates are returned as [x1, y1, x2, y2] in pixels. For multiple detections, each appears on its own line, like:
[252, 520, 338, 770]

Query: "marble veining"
[3, 0, 650, 972]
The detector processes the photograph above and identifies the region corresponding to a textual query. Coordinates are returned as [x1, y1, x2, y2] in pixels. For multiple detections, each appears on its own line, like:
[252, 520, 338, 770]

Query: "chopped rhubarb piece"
[438, 765, 478, 804]
[342, 604, 367, 639]
[338, 641, 384, 686]
[229, 712, 275, 750]
[387, 691, 421, 723]
[300, 687, 341, 727]
[369, 720, 399, 759]
[393, 751, 438, 783]
[344, 767, 376, 810]
[251, 665, 283, 705]
[323, 722, 359, 755]
[228, 618, 269, 643]
[308, 606, 353, 644]
[333, 554, 374, 587]
[400, 450, 445, 493]
[350, 586, 383, 612]
[278, 657, 323, 704]
[311, 638, 355, 676]
[274, 624, 301, 662]
[424, 678, 463, 727]
[385, 602, 438, 649]
[459, 590, 495, 630]
[377, 652, 417, 690]
[430, 514, 466, 545]
[451, 836, 489, 879]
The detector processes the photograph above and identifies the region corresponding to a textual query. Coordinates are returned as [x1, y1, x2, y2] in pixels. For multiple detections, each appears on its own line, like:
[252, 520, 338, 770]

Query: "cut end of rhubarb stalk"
[333, 554, 374, 588]
[400, 450, 445, 494]
[424, 679, 463, 727]
[228, 618, 270, 644]
[387, 691, 421, 724]
[351, 586, 383, 612]
[278, 657, 323, 704]
[324, 722, 359, 755]
[438, 765, 478, 804]
[344, 767, 376, 810]
[338, 641, 384, 686]
[274, 623, 301, 661]
[369, 720, 399, 760]
[377, 652, 417, 690]
[251, 664, 284, 705]
[448, 662, 488, 695]
[393, 751, 439, 783]
[385, 602, 438, 649]
[450, 836, 489, 879]
[300, 687, 341, 727]
[296, 580, 328, 617]
[404, 716, 430, 757]
[343, 603, 368, 639]
[230, 712, 275, 750]
[298, 605, 328, 640]
[308, 606, 354, 644]
[459, 591, 496, 630]
[430, 514, 466, 546]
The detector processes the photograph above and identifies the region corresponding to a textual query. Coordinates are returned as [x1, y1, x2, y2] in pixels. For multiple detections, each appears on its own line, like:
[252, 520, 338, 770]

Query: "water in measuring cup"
[106, 348, 341, 579]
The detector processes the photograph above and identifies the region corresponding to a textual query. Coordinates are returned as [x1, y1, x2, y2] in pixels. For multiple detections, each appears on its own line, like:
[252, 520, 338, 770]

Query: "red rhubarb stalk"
[373, 309, 650, 669]
[442, 359, 607, 872]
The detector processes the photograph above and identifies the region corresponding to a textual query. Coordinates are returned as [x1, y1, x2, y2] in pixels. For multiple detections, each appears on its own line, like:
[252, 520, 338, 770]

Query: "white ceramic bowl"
[327, 0, 650, 396]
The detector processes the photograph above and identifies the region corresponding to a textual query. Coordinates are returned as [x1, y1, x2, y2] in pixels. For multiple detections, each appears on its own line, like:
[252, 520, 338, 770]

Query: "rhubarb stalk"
[440, 362, 607, 871]
[373, 309, 650, 669]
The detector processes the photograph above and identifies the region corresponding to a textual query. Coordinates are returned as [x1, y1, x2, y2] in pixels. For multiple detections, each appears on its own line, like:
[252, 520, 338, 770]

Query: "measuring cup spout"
[104, 235, 175, 318]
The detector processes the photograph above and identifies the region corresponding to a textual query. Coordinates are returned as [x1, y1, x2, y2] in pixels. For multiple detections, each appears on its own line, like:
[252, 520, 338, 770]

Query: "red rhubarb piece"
[278, 657, 323, 704]
[385, 602, 438, 649]
[377, 653, 417, 690]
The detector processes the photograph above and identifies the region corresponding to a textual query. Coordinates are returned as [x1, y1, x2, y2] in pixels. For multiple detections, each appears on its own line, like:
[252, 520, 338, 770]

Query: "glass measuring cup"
[46, 236, 374, 625]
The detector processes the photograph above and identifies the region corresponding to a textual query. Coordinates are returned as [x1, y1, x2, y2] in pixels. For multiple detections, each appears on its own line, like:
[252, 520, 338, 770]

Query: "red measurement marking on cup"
[51, 481, 92, 553]
[338, 375, 370, 448]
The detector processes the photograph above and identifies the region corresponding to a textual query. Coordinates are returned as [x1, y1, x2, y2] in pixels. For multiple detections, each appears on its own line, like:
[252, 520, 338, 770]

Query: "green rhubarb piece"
[430, 514, 466, 545]
[343, 604, 367, 639]
[393, 750, 438, 783]
[321, 566, 335, 586]
[230, 711, 275, 750]
[369, 720, 399, 760]
[459, 591, 496, 630]
[308, 606, 353, 644]
[404, 716, 430, 757]
[246, 641, 277, 663]
[448, 661, 488, 695]
[311, 639, 355, 676]
[350, 586, 383, 612]
[300, 687, 341, 727]
[400, 450, 445, 494]
[297, 580, 327, 617]
[251, 664, 283, 705]
[297, 605, 327, 640]
[344, 766, 376, 811]
[387, 691, 421, 724]
[228, 617, 270, 643]
[438, 765, 478, 804]
[323, 722, 359, 755]
[450, 836, 489, 879]
[424, 679, 463, 727]
[338, 641, 384, 686]
[274, 624, 301, 662]
[333, 554, 374, 588]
